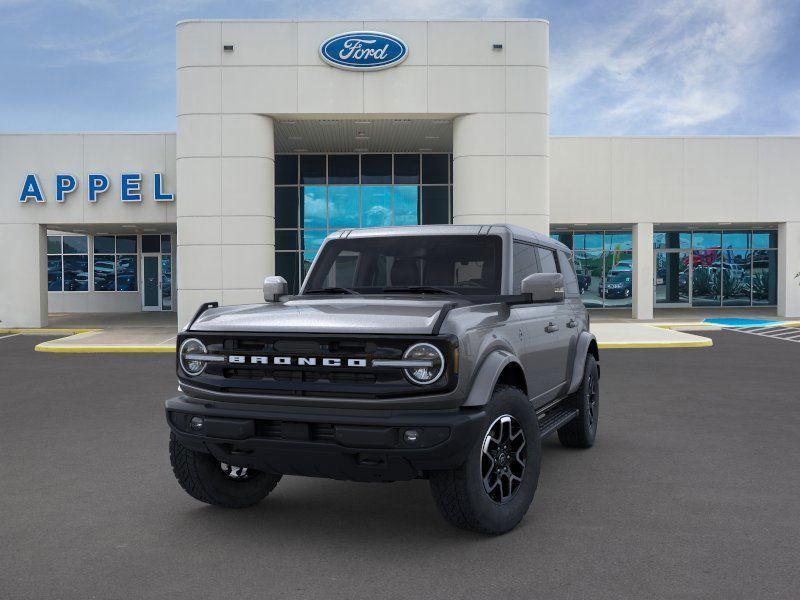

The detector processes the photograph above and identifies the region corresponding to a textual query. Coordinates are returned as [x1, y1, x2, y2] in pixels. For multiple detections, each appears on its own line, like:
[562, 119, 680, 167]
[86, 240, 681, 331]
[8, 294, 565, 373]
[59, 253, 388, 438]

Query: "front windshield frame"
[301, 234, 504, 297]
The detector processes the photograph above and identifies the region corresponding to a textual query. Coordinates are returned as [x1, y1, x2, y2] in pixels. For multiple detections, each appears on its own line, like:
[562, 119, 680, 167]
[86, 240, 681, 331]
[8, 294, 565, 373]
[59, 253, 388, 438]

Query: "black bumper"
[166, 395, 486, 483]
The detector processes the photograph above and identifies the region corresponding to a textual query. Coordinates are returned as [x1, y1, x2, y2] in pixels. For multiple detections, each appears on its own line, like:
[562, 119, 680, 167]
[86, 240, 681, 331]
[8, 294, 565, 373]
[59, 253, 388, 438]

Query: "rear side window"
[536, 247, 559, 274]
[512, 242, 539, 293]
[558, 251, 580, 295]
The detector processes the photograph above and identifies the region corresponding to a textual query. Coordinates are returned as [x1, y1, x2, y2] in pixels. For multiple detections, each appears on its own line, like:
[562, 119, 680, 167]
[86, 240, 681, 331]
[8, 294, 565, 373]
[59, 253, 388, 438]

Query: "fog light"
[403, 429, 420, 444]
[189, 416, 204, 431]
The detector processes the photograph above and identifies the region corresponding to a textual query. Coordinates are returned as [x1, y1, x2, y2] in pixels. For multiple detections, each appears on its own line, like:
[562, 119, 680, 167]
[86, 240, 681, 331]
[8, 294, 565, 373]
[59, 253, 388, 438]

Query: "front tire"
[169, 433, 282, 508]
[429, 385, 541, 534]
[558, 354, 599, 448]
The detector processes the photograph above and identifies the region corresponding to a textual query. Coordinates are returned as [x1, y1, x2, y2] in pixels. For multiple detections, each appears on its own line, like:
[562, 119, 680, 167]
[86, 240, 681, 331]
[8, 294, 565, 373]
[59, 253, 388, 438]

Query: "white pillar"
[0, 224, 47, 327]
[452, 113, 549, 234]
[778, 221, 800, 318]
[632, 222, 654, 320]
[177, 114, 275, 327]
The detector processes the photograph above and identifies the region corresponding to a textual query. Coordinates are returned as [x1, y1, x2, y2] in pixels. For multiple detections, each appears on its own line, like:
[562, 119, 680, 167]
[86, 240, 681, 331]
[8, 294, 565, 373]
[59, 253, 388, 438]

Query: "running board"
[537, 406, 579, 437]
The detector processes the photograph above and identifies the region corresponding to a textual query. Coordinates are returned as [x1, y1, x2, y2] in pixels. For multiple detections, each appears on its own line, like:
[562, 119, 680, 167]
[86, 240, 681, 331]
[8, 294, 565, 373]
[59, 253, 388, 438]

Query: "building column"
[0, 224, 47, 327]
[778, 221, 800, 318]
[452, 113, 549, 234]
[632, 222, 654, 320]
[177, 114, 275, 327]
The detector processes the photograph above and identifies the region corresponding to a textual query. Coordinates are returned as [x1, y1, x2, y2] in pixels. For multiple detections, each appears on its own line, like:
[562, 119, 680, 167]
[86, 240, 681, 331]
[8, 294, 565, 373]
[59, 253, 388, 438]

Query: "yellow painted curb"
[599, 339, 713, 349]
[35, 343, 175, 353]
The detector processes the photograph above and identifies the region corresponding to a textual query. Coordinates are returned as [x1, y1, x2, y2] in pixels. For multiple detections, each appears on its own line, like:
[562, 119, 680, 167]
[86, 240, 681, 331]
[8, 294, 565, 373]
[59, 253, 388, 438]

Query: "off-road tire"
[558, 354, 599, 448]
[429, 385, 541, 535]
[169, 433, 281, 508]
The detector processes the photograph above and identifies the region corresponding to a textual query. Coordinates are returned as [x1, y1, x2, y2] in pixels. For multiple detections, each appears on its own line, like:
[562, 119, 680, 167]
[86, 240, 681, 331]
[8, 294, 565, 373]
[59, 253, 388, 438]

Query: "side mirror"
[521, 272, 565, 303]
[263, 275, 288, 302]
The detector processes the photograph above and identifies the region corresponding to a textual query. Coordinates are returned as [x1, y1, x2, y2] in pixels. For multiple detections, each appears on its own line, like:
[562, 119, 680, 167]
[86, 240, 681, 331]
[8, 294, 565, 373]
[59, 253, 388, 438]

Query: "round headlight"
[179, 338, 207, 376]
[403, 342, 445, 385]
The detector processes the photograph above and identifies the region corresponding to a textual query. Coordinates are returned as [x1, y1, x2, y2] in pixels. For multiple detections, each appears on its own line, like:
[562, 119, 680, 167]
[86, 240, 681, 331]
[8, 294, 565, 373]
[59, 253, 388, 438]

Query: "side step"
[537, 405, 579, 437]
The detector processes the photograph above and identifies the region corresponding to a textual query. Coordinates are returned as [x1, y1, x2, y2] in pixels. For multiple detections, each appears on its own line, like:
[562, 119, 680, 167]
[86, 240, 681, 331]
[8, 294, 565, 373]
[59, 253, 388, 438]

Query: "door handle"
[545, 322, 559, 333]
[567, 319, 578, 328]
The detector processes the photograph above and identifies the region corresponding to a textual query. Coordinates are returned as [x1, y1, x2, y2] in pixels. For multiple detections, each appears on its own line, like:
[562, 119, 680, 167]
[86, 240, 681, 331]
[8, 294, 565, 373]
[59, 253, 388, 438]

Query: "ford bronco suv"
[166, 225, 599, 534]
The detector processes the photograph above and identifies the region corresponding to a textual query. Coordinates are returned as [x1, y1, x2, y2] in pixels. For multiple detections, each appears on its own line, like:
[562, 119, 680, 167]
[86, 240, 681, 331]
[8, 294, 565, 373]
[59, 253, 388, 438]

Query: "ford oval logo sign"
[319, 31, 408, 71]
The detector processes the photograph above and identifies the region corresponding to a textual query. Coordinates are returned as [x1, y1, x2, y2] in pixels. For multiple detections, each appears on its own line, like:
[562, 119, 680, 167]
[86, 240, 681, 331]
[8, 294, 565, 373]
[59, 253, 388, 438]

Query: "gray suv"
[166, 225, 599, 534]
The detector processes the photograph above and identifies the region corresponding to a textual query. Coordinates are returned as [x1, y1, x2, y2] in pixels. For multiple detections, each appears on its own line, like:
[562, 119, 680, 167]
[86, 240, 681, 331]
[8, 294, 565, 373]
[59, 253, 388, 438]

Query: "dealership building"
[1, 18, 799, 328]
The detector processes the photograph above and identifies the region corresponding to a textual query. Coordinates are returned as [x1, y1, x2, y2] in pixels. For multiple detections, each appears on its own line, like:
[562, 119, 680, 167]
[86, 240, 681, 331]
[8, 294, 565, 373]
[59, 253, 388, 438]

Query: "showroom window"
[550, 231, 632, 308]
[275, 153, 453, 293]
[93, 235, 138, 292]
[654, 229, 777, 307]
[47, 235, 89, 292]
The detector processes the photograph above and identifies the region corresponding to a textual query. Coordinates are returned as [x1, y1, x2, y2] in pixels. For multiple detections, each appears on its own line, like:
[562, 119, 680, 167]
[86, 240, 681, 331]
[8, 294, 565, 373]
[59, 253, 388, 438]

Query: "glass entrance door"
[142, 255, 161, 311]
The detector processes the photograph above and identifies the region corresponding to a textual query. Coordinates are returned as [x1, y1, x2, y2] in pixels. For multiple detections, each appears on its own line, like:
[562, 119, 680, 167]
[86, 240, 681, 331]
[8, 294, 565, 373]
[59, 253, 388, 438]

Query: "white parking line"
[725, 326, 800, 343]
[0, 333, 21, 341]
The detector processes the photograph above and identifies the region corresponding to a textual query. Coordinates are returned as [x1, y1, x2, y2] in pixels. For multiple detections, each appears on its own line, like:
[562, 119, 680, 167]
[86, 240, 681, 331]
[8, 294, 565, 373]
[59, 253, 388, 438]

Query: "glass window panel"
[654, 231, 691, 249]
[394, 185, 419, 226]
[691, 250, 721, 306]
[275, 230, 298, 251]
[275, 187, 299, 228]
[722, 249, 752, 306]
[421, 154, 448, 184]
[362, 186, 392, 227]
[116, 235, 137, 254]
[47, 256, 62, 291]
[574, 250, 603, 307]
[302, 230, 327, 253]
[574, 233, 603, 250]
[550, 233, 573, 248]
[394, 154, 420, 184]
[421, 186, 449, 224]
[161, 255, 172, 310]
[655, 251, 690, 305]
[327, 186, 360, 228]
[275, 155, 298, 185]
[558, 251, 580, 295]
[47, 235, 62, 254]
[327, 155, 358, 184]
[276, 252, 299, 294]
[604, 232, 632, 251]
[722, 231, 750, 249]
[116, 255, 137, 291]
[752, 230, 777, 249]
[361, 154, 392, 184]
[141, 234, 160, 253]
[602, 250, 633, 307]
[63, 255, 88, 291]
[302, 252, 316, 281]
[692, 231, 721, 249]
[752, 249, 777, 305]
[62, 235, 88, 254]
[94, 235, 114, 253]
[512, 242, 539, 293]
[301, 186, 326, 229]
[536, 247, 559, 274]
[93, 255, 116, 291]
[161, 235, 172, 254]
[299, 155, 325, 184]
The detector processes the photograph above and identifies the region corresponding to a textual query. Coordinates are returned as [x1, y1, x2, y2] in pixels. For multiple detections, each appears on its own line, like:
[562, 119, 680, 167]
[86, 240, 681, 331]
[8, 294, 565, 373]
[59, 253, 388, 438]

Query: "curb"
[34, 343, 175, 353]
[598, 339, 713, 349]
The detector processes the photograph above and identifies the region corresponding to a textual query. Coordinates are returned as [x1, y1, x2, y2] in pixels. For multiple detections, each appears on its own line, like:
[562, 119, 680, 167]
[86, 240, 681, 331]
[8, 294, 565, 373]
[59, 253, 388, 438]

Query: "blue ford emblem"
[319, 31, 408, 71]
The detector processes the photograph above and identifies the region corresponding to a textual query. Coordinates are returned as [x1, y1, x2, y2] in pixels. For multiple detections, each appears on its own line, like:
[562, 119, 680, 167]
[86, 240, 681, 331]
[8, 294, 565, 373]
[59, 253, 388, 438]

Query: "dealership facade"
[1, 18, 799, 328]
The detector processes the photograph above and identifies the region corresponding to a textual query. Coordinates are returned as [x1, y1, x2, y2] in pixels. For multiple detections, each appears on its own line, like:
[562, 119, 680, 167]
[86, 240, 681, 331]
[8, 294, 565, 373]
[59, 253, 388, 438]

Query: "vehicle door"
[558, 249, 585, 378]
[509, 242, 564, 405]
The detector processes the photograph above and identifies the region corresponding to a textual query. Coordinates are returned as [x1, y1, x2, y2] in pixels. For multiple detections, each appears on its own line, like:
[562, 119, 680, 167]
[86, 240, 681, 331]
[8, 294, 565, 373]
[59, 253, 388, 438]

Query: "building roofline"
[176, 18, 549, 26]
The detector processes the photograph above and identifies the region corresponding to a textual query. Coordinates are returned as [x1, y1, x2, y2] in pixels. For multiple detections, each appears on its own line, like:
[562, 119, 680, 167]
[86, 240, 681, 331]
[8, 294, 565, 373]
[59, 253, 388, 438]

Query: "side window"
[512, 242, 539, 293]
[558, 251, 580, 295]
[536, 247, 559, 274]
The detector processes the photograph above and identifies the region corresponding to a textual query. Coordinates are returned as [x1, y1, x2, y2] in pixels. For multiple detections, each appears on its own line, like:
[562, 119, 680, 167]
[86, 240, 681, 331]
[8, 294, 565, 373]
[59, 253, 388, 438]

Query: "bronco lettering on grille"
[227, 355, 368, 367]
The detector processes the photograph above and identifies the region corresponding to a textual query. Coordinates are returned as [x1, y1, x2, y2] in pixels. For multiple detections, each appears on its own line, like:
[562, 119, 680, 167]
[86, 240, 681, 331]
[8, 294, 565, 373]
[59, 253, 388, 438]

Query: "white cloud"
[551, 0, 792, 133]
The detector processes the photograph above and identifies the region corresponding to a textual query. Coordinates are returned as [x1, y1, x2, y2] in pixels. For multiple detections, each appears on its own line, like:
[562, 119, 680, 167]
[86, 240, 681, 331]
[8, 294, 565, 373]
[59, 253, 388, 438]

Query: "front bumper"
[166, 395, 486, 482]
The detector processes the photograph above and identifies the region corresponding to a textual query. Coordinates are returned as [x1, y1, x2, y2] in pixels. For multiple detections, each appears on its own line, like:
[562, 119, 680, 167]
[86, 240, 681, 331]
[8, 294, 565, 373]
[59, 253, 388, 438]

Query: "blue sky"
[1, 0, 798, 135]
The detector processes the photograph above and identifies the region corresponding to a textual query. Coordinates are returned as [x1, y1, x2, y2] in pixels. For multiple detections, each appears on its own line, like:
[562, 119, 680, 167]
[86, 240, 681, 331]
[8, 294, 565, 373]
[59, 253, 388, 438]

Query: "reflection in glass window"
[161, 235, 172, 254]
[362, 186, 392, 227]
[574, 250, 603, 308]
[63, 255, 89, 291]
[512, 242, 538, 293]
[116, 235, 137, 254]
[327, 186, 359, 228]
[691, 250, 721, 306]
[752, 231, 777, 249]
[116, 256, 137, 291]
[94, 255, 116, 291]
[302, 186, 326, 229]
[722, 231, 750, 249]
[602, 250, 633, 307]
[47, 235, 62, 254]
[63, 235, 88, 254]
[722, 249, 751, 306]
[47, 256, 62, 291]
[536, 247, 559, 274]
[752, 250, 777, 305]
[302, 230, 326, 253]
[94, 235, 115, 253]
[692, 231, 721, 249]
[655, 251, 690, 305]
[394, 186, 419, 225]
[604, 232, 632, 251]
[161, 255, 172, 310]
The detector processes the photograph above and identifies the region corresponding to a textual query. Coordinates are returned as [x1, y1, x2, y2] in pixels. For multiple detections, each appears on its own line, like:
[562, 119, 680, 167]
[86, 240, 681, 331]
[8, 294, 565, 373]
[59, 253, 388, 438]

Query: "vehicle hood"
[189, 297, 456, 335]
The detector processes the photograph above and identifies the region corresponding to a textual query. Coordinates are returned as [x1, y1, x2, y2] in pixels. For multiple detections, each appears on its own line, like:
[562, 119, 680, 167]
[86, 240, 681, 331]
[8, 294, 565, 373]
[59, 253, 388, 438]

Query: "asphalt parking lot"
[2, 332, 799, 600]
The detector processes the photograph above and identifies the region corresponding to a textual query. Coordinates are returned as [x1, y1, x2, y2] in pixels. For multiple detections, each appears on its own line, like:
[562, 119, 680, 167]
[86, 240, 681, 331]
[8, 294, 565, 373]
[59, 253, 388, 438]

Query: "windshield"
[303, 235, 503, 295]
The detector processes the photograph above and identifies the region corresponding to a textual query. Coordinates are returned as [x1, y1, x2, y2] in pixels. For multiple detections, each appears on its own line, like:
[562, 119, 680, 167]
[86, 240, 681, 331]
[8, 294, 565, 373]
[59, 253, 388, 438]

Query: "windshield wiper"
[381, 286, 458, 295]
[304, 287, 360, 295]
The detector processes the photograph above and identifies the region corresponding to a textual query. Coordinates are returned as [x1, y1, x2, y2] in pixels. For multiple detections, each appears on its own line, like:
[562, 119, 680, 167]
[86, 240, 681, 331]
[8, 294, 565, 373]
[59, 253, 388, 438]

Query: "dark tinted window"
[275, 187, 298, 228]
[394, 154, 419, 184]
[62, 235, 88, 254]
[327, 155, 358, 184]
[94, 235, 115, 253]
[275, 230, 298, 251]
[47, 235, 61, 254]
[116, 235, 137, 254]
[275, 155, 298, 185]
[536, 247, 559, 274]
[141, 234, 160, 253]
[422, 154, 449, 184]
[299, 155, 326, 184]
[512, 242, 539, 294]
[361, 154, 391, 184]
[305, 235, 502, 295]
[558, 251, 580, 295]
[421, 186, 449, 224]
